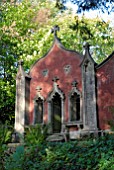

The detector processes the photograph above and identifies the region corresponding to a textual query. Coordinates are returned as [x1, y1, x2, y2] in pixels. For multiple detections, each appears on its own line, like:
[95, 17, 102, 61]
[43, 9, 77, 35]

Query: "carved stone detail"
[42, 69, 48, 77]
[47, 77, 65, 133]
[51, 25, 60, 37]
[68, 80, 82, 123]
[33, 86, 44, 124]
[63, 65, 71, 74]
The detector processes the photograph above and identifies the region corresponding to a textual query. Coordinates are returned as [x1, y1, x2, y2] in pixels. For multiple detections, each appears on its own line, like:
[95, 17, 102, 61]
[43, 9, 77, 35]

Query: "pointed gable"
[29, 31, 83, 98]
[29, 26, 83, 124]
[16, 60, 25, 79]
[81, 42, 96, 67]
[30, 37, 83, 73]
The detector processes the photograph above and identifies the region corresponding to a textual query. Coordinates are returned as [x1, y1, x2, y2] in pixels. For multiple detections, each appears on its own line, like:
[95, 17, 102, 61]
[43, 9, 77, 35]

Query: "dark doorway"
[52, 93, 61, 133]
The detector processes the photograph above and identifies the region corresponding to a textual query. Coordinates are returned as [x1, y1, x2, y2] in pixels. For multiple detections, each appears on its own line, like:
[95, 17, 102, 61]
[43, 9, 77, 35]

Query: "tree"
[0, 0, 113, 123]
[0, 1, 37, 123]
[67, 15, 114, 62]
[56, 0, 114, 13]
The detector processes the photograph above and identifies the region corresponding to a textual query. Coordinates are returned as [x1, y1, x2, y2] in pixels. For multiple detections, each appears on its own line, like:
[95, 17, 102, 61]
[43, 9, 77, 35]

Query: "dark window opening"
[35, 98, 43, 124]
[52, 93, 61, 133]
[70, 92, 80, 121]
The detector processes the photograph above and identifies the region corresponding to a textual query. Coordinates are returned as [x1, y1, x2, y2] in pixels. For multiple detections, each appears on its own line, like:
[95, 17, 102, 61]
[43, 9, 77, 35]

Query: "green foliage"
[98, 156, 114, 170]
[41, 135, 114, 170]
[0, 0, 37, 123]
[0, 122, 13, 169]
[0, 80, 15, 123]
[0, 121, 12, 145]
[3, 134, 114, 170]
[64, 15, 114, 63]
[5, 145, 24, 170]
[24, 124, 48, 147]
[4, 124, 49, 170]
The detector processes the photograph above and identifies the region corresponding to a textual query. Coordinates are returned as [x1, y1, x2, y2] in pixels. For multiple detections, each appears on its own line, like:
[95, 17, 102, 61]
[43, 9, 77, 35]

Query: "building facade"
[15, 30, 114, 139]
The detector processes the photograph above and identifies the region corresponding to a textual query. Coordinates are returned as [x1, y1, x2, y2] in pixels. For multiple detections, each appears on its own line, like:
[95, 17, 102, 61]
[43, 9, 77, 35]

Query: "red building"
[15, 28, 114, 139]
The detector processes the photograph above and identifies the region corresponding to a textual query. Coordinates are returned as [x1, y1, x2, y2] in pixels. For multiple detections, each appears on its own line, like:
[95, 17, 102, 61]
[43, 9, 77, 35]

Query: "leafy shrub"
[0, 122, 13, 169]
[0, 121, 12, 144]
[5, 145, 24, 170]
[24, 124, 48, 146]
[4, 124, 49, 169]
[3, 131, 114, 170]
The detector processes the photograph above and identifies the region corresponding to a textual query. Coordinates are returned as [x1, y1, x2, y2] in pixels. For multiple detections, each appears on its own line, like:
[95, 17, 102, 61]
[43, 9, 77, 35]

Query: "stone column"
[81, 43, 97, 131]
[15, 60, 26, 136]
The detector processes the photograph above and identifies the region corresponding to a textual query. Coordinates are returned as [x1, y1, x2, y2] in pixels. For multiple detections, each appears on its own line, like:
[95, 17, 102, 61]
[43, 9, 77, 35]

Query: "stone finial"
[52, 76, 59, 90]
[83, 42, 90, 50]
[72, 80, 78, 87]
[51, 25, 60, 37]
[36, 86, 42, 93]
[83, 42, 90, 56]
[35, 86, 44, 100]
[16, 59, 25, 79]
[18, 59, 24, 66]
[52, 76, 59, 82]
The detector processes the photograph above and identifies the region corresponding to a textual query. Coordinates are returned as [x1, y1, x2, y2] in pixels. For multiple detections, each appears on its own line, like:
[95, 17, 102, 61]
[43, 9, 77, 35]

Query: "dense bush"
[3, 134, 114, 170]
[24, 124, 48, 147]
[0, 122, 13, 169]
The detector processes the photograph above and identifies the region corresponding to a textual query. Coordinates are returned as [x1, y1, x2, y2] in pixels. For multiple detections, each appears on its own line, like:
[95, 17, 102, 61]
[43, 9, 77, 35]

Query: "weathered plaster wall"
[29, 40, 83, 124]
[97, 53, 114, 130]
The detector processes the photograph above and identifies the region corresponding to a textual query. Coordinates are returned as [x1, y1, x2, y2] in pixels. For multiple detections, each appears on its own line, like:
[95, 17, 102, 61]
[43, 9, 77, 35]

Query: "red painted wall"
[97, 53, 114, 130]
[29, 40, 83, 124]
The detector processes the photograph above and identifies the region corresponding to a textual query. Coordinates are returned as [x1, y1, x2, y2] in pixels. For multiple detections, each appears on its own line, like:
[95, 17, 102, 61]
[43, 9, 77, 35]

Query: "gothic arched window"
[34, 86, 44, 124]
[70, 92, 80, 121]
[47, 77, 65, 133]
[34, 98, 43, 124]
[69, 81, 82, 122]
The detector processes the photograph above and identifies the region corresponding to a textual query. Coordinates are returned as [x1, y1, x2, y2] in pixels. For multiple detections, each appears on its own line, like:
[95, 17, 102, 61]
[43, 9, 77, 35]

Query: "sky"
[65, 1, 114, 26]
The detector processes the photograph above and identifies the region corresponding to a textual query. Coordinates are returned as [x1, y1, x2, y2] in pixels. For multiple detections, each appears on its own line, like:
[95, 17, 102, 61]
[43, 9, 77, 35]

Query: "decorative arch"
[68, 81, 82, 123]
[48, 85, 65, 102]
[33, 86, 44, 124]
[47, 77, 65, 133]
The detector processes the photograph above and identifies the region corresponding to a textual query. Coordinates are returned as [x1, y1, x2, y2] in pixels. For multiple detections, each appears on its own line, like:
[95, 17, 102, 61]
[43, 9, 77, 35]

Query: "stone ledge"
[46, 133, 68, 142]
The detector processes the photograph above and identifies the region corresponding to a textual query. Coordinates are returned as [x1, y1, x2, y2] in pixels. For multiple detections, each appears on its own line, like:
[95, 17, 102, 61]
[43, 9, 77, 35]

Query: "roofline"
[96, 51, 114, 69]
[80, 53, 96, 67]
[29, 36, 83, 74]
[80, 50, 97, 67]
